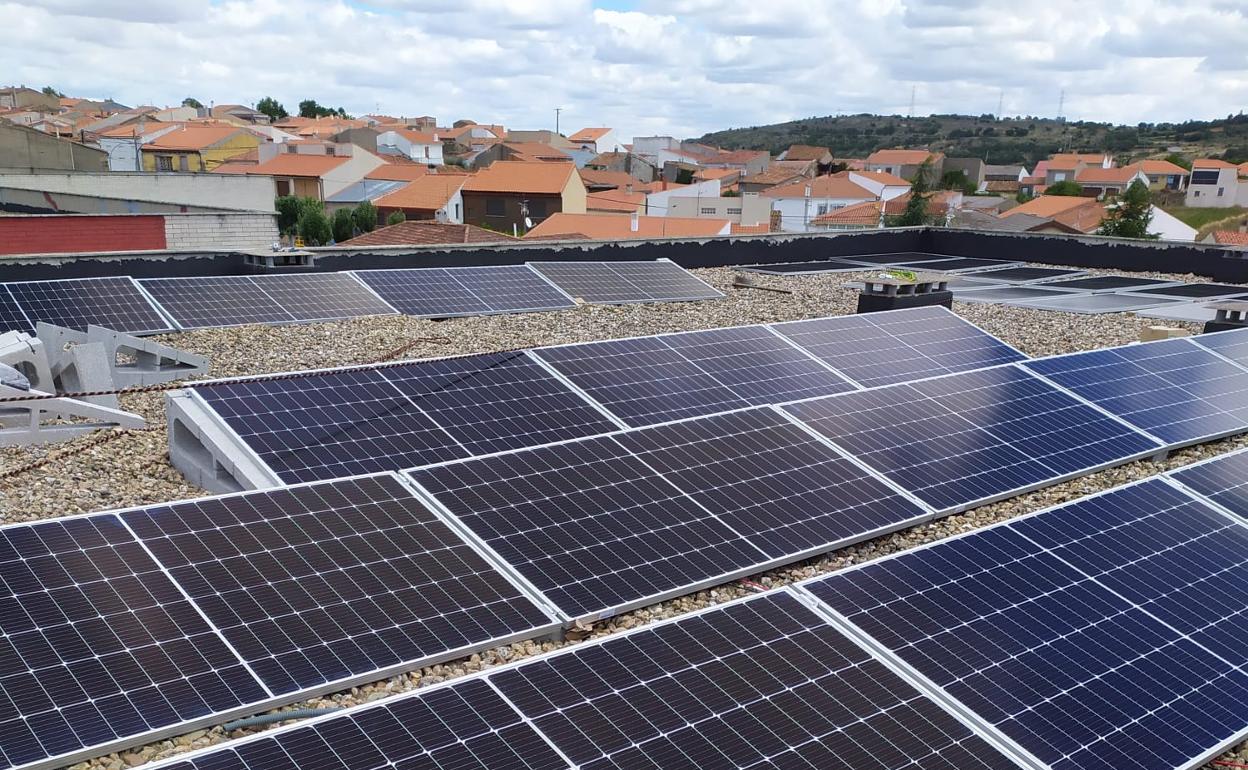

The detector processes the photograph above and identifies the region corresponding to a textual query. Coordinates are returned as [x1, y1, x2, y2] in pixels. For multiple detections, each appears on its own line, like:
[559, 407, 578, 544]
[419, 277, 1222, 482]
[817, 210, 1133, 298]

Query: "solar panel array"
[741, 252, 1022, 276]
[0, 277, 173, 335]
[948, 272, 1248, 316]
[195, 351, 620, 483]
[137, 274, 396, 330]
[143, 592, 1027, 770]
[350, 265, 576, 317]
[801, 477, 1248, 770]
[0, 474, 559, 770]
[529, 259, 723, 303]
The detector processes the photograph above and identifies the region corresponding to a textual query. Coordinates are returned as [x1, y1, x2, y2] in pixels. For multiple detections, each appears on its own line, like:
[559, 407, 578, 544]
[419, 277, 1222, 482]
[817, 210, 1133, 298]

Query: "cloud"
[0, 0, 1243, 143]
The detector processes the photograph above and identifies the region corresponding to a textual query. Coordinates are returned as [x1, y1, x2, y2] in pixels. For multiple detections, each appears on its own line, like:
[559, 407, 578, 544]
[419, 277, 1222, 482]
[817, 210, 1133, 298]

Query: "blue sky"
[3, 0, 1245, 143]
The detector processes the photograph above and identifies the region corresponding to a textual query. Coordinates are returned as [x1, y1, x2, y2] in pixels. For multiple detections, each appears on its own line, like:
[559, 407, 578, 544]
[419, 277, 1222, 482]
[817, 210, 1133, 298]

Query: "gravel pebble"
[16, 264, 1243, 770]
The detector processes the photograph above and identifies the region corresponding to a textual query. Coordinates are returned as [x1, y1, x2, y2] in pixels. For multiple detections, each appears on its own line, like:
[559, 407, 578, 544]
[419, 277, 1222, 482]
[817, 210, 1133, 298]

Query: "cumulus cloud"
[0, 0, 1243, 141]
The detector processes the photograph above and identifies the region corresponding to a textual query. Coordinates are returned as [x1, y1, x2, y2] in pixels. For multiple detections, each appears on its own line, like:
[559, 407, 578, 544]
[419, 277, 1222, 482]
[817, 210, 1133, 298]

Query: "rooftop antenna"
[907, 86, 916, 119]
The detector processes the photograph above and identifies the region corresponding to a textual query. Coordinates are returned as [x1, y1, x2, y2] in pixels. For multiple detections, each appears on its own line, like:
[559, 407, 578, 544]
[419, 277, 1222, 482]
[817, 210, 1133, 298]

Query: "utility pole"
[554, 107, 562, 136]
[908, 86, 916, 119]
[1057, 89, 1066, 122]
[997, 89, 1004, 120]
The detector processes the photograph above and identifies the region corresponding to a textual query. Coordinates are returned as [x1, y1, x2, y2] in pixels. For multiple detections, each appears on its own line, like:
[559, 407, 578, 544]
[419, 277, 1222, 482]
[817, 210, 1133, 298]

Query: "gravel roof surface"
[3, 264, 1244, 770]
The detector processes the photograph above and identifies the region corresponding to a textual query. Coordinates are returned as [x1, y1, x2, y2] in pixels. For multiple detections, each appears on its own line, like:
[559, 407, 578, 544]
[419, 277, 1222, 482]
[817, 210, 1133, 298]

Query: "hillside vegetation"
[696, 113, 1248, 167]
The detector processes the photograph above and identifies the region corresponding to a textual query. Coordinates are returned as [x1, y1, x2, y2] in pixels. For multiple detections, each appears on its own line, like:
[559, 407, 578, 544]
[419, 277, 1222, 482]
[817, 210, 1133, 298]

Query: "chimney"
[626, 183, 633, 195]
[630, 211, 639, 232]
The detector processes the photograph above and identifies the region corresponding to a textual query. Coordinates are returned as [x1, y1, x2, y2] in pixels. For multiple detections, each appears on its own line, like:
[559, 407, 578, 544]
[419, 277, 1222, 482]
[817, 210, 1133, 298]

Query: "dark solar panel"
[138, 277, 294, 329]
[1041, 276, 1180, 292]
[409, 433, 768, 620]
[119, 474, 555, 696]
[152, 678, 568, 770]
[196, 352, 617, 483]
[451, 266, 576, 313]
[1171, 448, 1248, 519]
[533, 325, 854, 427]
[6, 277, 172, 334]
[0, 286, 32, 334]
[771, 306, 1027, 388]
[489, 591, 1022, 770]
[967, 266, 1087, 283]
[0, 515, 266, 770]
[1024, 338, 1248, 444]
[738, 259, 871, 274]
[1190, 326, 1248, 365]
[954, 286, 1076, 303]
[840, 252, 938, 265]
[530, 260, 722, 303]
[783, 365, 1162, 512]
[349, 268, 490, 317]
[248, 273, 396, 322]
[1130, 282, 1248, 298]
[908, 257, 1014, 272]
[1012, 292, 1184, 314]
[615, 408, 931, 557]
[803, 480, 1248, 770]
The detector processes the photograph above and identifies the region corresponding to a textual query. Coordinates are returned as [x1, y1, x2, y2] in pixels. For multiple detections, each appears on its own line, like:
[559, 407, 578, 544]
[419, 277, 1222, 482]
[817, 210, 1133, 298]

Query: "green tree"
[886, 160, 934, 227]
[298, 209, 332, 246]
[1046, 179, 1084, 196]
[353, 201, 378, 233]
[182, 97, 203, 109]
[275, 195, 301, 234]
[330, 207, 356, 243]
[298, 99, 350, 119]
[41, 85, 64, 98]
[1015, 190, 1034, 204]
[256, 96, 288, 121]
[1164, 153, 1191, 171]
[940, 169, 977, 195]
[1097, 180, 1156, 239]
[387, 211, 407, 226]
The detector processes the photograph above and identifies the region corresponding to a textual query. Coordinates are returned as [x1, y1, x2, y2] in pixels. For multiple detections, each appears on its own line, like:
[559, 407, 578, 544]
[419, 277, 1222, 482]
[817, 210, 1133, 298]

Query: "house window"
[485, 198, 505, 217]
[178, 156, 188, 172]
[528, 199, 547, 219]
[326, 145, 336, 156]
[700, 207, 717, 215]
[1194, 190, 1201, 198]
[727, 207, 742, 215]
[816, 204, 830, 215]
[156, 155, 173, 171]
[286, 144, 297, 153]
[1218, 187, 1225, 197]
[276, 179, 291, 196]
[454, 203, 461, 220]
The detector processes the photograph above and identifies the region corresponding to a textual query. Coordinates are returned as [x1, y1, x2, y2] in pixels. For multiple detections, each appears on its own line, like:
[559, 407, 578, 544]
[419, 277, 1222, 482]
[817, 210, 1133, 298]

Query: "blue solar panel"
[0, 286, 32, 334]
[6, 278, 173, 334]
[1190, 327, 1248, 365]
[351, 266, 575, 318]
[1024, 338, 1248, 445]
[770, 306, 1027, 388]
[802, 480, 1248, 770]
[1171, 448, 1248, 520]
[784, 365, 1162, 512]
[533, 325, 854, 427]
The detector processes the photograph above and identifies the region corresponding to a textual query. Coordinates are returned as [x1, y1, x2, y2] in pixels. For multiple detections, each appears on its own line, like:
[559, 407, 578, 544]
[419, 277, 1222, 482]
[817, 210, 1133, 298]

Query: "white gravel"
[3, 264, 1239, 770]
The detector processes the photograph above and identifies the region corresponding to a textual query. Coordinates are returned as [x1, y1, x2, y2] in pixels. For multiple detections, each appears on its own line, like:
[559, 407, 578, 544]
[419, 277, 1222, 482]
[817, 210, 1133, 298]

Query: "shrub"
[387, 211, 406, 226]
[330, 208, 355, 243]
[297, 209, 332, 246]
[353, 201, 378, 233]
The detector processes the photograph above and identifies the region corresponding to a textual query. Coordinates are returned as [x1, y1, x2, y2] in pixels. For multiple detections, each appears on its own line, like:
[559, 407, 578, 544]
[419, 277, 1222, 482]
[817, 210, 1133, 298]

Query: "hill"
[695, 113, 1248, 166]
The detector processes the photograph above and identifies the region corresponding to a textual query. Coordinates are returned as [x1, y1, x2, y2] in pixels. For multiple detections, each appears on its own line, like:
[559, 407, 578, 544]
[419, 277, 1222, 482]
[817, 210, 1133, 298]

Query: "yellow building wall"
[561, 172, 588, 214]
[201, 133, 260, 171]
[141, 151, 205, 172]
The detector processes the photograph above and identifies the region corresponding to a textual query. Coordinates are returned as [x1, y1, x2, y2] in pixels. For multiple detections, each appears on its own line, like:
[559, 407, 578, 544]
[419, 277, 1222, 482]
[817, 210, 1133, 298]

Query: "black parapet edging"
[0, 250, 250, 282]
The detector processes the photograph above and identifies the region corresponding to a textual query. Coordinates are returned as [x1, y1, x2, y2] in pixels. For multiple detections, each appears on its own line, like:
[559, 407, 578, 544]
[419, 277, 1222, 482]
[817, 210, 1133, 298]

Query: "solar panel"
[137, 277, 294, 329]
[896, 257, 1015, 272]
[953, 285, 1077, 304]
[1129, 282, 1248, 299]
[770, 306, 1028, 388]
[1188, 326, 1248, 365]
[1039, 276, 1182, 292]
[1012, 292, 1185, 314]
[247, 273, 396, 322]
[840, 252, 941, 266]
[783, 365, 1163, 512]
[0, 514, 267, 770]
[6, 277, 173, 334]
[489, 591, 1024, 770]
[144, 678, 568, 770]
[195, 352, 618, 484]
[1137, 301, 1223, 324]
[408, 432, 770, 621]
[533, 325, 854, 427]
[351, 266, 575, 318]
[0, 286, 32, 334]
[802, 479, 1248, 770]
[529, 259, 722, 304]
[1171, 448, 1248, 520]
[119, 474, 557, 696]
[614, 408, 931, 558]
[1024, 338, 1248, 444]
[737, 259, 872, 274]
[966, 266, 1087, 283]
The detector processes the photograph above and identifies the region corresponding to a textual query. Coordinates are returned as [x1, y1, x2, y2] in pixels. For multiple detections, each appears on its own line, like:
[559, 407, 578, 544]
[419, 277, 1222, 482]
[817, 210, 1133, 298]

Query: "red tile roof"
[762, 174, 875, 199]
[578, 168, 639, 190]
[866, 149, 942, 165]
[811, 200, 882, 226]
[569, 127, 611, 142]
[341, 221, 513, 246]
[139, 125, 247, 151]
[462, 161, 578, 195]
[1211, 231, 1248, 246]
[586, 190, 644, 213]
[524, 213, 730, 240]
[366, 165, 429, 182]
[1127, 159, 1189, 176]
[782, 145, 832, 161]
[1074, 166, 1144, 184]
[373, 176, 465, 211]
[238, 154, 350, 177]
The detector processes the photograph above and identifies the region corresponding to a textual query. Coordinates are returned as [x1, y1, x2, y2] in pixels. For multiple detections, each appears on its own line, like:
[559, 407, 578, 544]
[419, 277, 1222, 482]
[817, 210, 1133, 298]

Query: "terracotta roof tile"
[462, 161, 577, 195]
[1127, 160, 1189, 176]
[762, 174, 875, 199]
[366, 165, 429, 182]
[811, 200, 882, 226]
[524, 213, 730, 240]
[1001, 195, 1095, 219]
[569, 127, 611, 142]
[782, 145, 832, 161]
[1074, 166, 1144, 184]
[373, 176, 465, 211]
[1211, 231, 1248, 246]
[586, 191, 644, 213]
[578, 168, 639, 190]
[866, 149, 942, 165]
[341, 221, 512, 246]
[851, 169, 911, 186]
[239, 154, 350, 177]
[140, 125, 247, 151]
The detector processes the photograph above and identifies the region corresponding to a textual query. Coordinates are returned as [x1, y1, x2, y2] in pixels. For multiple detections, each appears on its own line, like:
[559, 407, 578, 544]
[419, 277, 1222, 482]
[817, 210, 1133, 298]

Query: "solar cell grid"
[1190, 327, 1248, 366]
[1024, 338, 1248, 445]
[1171, 448, 1248, 520]
[119, 474, 557, 696]
[953, 286, 1076, 303]
[7, 278, 172, 334]
[0, 515, 267, 770]
[448, 265, 575, 312]
[1040, 276, 1180, 292]
[137, 277, 294, 329]
[1130, 282, 1248, 298]
[247, 273, 396, 322]
[529, 260, 722, 304]
[771, 306, 1028, 388]
[1012, 292, 1183, 314]
[840, 252, 940, 266]
[348, 268, 490, 317]
[967, 266, 1087, 283]
[489, 591, 1022, 770]
[606, 259, 724, 301]
[802, 481, 1248, 770]
[533, 326, 854, 427]
[784, 364, 1162, 512]
[0, 286, 32, 334]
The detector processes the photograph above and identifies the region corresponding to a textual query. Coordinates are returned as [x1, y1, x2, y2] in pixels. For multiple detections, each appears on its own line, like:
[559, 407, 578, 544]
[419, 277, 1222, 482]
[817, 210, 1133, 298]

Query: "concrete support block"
[36, 323, 209, 388]
[0, 331, 53, 393]
[54, 342, 118, 409]
[165, 390, 281, 494]
[0, 384, 144, 447]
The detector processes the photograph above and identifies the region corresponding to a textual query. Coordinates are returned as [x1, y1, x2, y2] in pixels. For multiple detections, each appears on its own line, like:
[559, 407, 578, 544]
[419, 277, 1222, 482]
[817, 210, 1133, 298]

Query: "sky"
[2, 0, 1245, 143]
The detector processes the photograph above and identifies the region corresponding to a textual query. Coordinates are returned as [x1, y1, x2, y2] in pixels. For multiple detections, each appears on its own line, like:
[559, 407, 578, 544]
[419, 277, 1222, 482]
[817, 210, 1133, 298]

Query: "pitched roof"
[708, 149, 769, 165]
[462, 161, 578, 195]
[739, 167, 805, 187]
[139, 125, 246, 151]
[586, 190, 645, 213]
[694, 168, 741, 181]
[578, 168, 639, 190]
[501, 142, 571, 162]
[985, 180, 1022, 193]
[950, 209, 1054, 232]
[1074, 166, 1144, 184]
[373, 176, 466, 211]
[782, 145, 832, 161]
[731, 223, 771, 235]
[1001, 195, 1096, 219]
[1127, 159, 1189, 176]
[1211, 230, 1248, 246]
[811, 200, 882, 226]
[866, 148, 942, 165]
[240, 153, 349, 177]
[762, 174, 875, 199]
[568, 127, 612, 142]
[1049, 153, 1109, 168]
[1050, 201, 1106, 233]
[384, 127, 439, 144]
[365, 164, 429, 182]
[851, 169, 911, 187]
[341, 221, 513, 246]
[523, 213, 730, 240]
[1192, 158, 1235, 169]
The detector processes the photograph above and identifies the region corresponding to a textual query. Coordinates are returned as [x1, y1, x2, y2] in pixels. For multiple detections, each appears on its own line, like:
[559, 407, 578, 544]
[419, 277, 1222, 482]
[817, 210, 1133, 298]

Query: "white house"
[644, 178, 722, 216]
[376, 129, 444, 165]
[1147, 205, 1198, 241]
[568, 127, 620, 155]
[1185, 159, 1248, 208]
[847, 170, 911, 202]
[96, 123, 181, 171]
[762, 174, 877, 232]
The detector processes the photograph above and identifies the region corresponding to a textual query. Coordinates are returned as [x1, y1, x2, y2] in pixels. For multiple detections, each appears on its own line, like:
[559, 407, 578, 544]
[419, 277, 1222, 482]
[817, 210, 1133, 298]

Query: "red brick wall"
[0, 215, 167, 256]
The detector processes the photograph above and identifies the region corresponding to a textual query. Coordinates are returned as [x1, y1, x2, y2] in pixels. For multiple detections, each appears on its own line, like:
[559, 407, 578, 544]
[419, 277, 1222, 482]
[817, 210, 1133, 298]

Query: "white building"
[96, 124, 181, 172]
[376, 129, 444, 165]
[1147, 205, 1198, 241]
[644, 178, 722, 216]
[847, 170, 911, 202]
[667, 193, 771, 226]
[568, 127, 621, 155]
[762, 174, 877, 232]
[1185, 159, 1248, 208]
